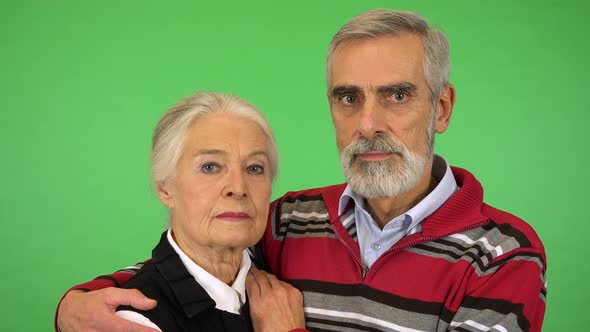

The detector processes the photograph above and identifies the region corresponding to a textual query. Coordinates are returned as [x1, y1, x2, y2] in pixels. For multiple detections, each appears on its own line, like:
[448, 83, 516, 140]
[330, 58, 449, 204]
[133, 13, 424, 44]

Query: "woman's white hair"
[151, 91, 278, 184]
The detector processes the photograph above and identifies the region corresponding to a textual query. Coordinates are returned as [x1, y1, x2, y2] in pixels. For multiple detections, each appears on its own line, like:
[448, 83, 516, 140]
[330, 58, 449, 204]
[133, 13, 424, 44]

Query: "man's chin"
[353, 160, 398, 174]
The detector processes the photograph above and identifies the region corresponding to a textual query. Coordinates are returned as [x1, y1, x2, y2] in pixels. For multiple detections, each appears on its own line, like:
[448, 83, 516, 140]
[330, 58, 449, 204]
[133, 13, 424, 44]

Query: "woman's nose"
[223, 169, 247, 198]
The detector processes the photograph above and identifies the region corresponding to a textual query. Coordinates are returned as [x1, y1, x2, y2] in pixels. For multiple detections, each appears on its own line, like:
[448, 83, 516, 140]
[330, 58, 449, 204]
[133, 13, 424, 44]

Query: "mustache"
[344, 136, 406, 159]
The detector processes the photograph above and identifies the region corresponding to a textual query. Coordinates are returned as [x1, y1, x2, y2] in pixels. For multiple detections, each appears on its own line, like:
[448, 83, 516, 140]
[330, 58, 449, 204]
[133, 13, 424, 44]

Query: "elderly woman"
[113, 91, 301, 331]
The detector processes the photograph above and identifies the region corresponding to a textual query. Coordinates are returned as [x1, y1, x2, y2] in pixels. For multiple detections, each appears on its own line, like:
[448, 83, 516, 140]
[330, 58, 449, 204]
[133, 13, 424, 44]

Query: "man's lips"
[215, 212, 251, 221]
[357, 151, 394, 161]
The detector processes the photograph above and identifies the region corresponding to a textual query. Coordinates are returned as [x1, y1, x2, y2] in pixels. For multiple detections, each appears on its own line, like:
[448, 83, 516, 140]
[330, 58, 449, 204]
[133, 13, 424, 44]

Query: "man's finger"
[246, 272, 261, 299]
[265, 273, 282, 288]
[105, 288, 157, 310]
[254, 269, 282, 290]
[126, 289, 157, 310]
[250, 268, 272, 291]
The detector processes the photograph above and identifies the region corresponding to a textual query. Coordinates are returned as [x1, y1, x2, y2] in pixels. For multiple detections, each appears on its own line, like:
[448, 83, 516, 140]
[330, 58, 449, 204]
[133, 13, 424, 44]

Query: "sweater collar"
[323, 166, 487, 237]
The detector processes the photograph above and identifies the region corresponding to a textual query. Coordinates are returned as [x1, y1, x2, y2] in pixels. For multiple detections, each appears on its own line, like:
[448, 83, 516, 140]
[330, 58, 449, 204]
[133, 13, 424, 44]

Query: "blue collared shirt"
[338, 155, 458, 268]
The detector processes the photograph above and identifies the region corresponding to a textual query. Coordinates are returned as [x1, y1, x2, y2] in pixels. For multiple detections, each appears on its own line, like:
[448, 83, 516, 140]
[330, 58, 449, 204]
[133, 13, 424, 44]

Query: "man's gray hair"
[151, 91, 278, 184]
[326, 9, 450, 106]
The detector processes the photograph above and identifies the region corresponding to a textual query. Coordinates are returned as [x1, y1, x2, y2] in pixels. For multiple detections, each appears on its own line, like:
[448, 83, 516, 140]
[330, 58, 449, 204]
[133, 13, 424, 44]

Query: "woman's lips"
[215, 212, 251, 221]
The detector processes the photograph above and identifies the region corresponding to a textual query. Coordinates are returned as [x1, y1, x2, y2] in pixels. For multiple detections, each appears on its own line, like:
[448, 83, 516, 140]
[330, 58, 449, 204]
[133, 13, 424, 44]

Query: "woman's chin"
[212, 232, 258, 250]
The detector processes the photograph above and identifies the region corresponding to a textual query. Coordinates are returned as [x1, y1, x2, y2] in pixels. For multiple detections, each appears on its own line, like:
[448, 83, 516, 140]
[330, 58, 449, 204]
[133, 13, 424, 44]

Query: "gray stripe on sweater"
[272, 198, 339, 240]
[407, 243, 544, 278]
[302, 291, 440, 332]
[450, 308, 523, 332]
[280, 199, 329, 217]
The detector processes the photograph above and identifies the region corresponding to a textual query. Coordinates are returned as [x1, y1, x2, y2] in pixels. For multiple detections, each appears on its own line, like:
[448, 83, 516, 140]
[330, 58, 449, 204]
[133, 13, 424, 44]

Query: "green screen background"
[1, 0, 587, 330]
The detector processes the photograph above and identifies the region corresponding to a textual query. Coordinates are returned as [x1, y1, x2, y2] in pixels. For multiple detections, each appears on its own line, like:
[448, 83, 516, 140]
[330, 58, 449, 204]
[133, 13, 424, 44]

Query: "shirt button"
[371, 242, 381, 250]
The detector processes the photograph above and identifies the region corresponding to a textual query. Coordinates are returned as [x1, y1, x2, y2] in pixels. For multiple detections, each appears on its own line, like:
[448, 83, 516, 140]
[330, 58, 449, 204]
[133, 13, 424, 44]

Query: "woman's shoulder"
[115, 310, 162, 331]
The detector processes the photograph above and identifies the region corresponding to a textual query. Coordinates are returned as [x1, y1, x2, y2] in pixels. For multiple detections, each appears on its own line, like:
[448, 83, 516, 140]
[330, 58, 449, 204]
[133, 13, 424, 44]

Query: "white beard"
[340, 135, 431, 198]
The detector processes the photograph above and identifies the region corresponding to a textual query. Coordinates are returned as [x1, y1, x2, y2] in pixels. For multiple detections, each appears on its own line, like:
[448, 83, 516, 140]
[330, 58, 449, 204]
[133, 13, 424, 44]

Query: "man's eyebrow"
[377, 82, 418, 95]
[331, 85, 362, 97]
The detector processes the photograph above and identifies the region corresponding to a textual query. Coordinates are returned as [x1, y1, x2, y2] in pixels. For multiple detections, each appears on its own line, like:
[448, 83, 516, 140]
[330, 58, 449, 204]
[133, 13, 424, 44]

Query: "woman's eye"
[200, 163, 220, 173]
[247, 164, 265, 174]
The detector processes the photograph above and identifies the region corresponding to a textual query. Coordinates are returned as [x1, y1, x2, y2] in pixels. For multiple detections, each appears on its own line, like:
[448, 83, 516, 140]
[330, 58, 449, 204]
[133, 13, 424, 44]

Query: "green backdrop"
[1, 0, 587, 330]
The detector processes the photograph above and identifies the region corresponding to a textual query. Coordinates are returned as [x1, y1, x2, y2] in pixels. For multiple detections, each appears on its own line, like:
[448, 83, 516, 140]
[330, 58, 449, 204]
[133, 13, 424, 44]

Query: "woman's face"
[157, 112, 272, 252]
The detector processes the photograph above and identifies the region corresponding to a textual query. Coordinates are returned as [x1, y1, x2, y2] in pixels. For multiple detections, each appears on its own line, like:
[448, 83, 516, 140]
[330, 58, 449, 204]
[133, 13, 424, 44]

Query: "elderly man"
[57, 9, 546, 332]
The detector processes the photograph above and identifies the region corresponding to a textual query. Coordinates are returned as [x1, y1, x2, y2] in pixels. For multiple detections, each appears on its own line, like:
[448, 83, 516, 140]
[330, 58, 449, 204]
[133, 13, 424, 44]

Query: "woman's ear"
[156, 181, 175, 209]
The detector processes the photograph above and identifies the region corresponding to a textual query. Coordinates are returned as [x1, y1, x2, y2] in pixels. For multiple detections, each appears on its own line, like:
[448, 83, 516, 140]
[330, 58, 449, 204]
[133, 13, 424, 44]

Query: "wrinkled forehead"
[330, 34, 427, 88]
[183, 112, 270, 155]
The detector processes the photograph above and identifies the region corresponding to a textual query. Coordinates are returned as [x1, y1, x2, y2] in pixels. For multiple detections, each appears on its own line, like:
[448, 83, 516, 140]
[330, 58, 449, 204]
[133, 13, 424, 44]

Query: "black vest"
[118, 232, 254, 332]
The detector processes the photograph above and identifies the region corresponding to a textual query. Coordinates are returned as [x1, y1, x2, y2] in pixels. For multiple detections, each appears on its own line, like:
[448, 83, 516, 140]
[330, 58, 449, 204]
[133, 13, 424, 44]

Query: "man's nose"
[358, 99, 386, 138]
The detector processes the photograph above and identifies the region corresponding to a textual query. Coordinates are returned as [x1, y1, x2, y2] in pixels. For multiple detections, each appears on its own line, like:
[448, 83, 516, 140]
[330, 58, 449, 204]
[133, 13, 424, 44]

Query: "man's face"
[328, 33, 438, 198]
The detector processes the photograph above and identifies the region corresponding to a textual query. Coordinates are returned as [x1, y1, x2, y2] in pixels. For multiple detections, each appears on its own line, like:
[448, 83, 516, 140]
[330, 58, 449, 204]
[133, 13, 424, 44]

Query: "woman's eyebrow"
[193, 149, 226, 158]
[192, 150, 268, 159]
[248, 151, 268, 159]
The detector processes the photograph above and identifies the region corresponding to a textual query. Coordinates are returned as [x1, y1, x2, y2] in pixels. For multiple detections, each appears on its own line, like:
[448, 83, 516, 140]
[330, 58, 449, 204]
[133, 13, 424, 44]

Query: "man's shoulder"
[421, 202, 546, 277]
[480, 203, 545, 251]
[266, 183, 346, 235]
[272, 182, 347, 204]
[447, 165, 544, 251]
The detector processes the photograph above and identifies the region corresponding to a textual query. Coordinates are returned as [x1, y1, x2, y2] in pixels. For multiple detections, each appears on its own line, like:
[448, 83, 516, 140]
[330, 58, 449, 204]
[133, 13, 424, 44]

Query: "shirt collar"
[166, 229, 250, 314]
[338, 154, 458, 227]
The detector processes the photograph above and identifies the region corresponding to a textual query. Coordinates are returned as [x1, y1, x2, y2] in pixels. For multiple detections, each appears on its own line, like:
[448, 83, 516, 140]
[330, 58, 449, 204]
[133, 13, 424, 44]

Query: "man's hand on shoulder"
[246, 267, 306, 332]
[57, 288, 158, 332]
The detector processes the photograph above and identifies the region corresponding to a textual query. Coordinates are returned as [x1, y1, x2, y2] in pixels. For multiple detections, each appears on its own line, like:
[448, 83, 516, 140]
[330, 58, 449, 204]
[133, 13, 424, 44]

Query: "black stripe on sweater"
[279, 227, 335, 236]
[280, 219, 331, 226]
[276, 218, 335, 237]
[434, 237, 496, 264]
[271, 203, 282, 237]
[413, 243, 543, 275]
[482, 220, 532, 248]
[453, 327, 473, 332]
[282, 194, 324, 204]
[412, 242, 489, 272]
[289, 279, 443, 316]
[307, 317, 387, 332]
[461, 296, 530, 332]
[94, 275, 121, 288]
[486, 251, 544, 271]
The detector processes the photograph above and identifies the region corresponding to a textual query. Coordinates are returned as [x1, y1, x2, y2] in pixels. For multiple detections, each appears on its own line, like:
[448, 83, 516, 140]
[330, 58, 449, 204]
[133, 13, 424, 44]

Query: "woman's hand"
[246, 267, 306, 332]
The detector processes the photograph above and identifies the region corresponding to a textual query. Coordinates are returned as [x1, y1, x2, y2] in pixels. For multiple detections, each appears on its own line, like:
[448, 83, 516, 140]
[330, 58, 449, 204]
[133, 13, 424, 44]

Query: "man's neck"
[365, 160, 437, 229]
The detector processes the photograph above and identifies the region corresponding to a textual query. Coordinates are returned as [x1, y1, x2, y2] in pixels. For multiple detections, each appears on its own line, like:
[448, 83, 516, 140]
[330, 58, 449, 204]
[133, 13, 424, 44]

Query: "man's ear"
[156, 181, 175, 209]
[434, 84, 456, 134]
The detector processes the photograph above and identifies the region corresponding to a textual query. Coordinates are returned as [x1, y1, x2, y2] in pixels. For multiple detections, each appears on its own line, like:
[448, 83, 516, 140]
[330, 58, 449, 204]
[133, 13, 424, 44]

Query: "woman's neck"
[171, 230, 244, 285]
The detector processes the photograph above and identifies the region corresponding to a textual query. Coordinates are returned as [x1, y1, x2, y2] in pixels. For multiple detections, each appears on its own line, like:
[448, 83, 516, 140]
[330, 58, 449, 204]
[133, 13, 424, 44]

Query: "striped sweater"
[59, 166, 546, 332]
[259, 166, 546, 332]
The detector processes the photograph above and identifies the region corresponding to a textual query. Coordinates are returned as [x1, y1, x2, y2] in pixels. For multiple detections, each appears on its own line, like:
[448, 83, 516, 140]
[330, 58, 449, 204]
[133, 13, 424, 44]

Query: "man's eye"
[247, 164, 265, 174]
[201, 163, 220, 173]
[393, 92, 407, 102]
[340, 94, 357, 105]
